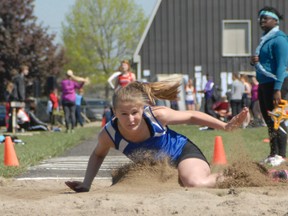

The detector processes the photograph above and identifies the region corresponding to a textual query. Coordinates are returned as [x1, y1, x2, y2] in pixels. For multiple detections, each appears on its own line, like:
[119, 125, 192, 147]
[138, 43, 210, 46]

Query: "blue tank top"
[104, 106, 187, 161]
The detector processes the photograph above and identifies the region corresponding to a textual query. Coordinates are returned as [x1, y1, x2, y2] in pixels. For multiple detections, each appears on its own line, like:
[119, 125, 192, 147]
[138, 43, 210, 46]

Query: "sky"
[33, 0, 158, 44]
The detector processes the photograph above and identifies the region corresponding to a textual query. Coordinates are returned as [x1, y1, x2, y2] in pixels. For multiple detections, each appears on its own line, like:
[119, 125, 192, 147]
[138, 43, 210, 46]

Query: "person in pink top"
[251, 76, 264, 126]
[61, 70, 89, 133]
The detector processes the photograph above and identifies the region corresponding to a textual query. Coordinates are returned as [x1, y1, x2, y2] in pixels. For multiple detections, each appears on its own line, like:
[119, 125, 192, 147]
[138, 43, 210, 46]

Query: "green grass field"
[170, 125, 269, 163]
[0, 124, 270, 178]
[0, 126, 100, 178]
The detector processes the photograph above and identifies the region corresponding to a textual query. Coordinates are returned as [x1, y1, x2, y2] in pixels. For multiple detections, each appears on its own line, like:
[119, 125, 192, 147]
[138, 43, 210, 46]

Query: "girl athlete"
[66, 80, 248, 192]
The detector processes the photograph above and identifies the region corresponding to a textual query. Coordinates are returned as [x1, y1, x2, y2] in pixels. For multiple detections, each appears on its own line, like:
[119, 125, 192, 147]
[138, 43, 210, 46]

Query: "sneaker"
[269, 169, 288, 180]
[199, 126, 208, 131]
[14, 139, 25, 145]
[262, 156, 272, 165]
[263, 155, 285, 167]
[199, 126, 214, 131]
[277, 170, 288, 179]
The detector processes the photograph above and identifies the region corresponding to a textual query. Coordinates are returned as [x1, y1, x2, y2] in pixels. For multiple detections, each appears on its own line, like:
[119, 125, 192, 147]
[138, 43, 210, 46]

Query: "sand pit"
[1, 159, 288, 216]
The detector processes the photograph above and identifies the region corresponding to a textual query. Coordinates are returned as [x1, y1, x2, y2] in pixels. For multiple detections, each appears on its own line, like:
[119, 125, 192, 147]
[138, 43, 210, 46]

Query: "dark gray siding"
[138, 0, 288, 84]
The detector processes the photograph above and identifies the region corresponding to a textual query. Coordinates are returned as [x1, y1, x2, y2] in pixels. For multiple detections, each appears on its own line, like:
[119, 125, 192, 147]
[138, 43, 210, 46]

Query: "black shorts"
[175, 140, 209, 167]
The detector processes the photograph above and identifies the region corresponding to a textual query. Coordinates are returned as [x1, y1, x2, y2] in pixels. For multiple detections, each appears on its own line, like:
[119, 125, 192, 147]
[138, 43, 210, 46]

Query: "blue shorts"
[186, 100, 194, 105]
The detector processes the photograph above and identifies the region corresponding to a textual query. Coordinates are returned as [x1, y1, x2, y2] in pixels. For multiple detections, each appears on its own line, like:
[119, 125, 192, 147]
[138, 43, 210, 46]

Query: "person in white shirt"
[107, 71, 121, 90]
[16, 107, 30, 131]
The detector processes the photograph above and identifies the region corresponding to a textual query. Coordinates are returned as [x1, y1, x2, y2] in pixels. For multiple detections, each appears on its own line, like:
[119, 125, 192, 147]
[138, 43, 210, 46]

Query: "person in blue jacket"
[250, 6, 288, 166]
[75, 88, 84, 127]
[65, 80, 248, 192]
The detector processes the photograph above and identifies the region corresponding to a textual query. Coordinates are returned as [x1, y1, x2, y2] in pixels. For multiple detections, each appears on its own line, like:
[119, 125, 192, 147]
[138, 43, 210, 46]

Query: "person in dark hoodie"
[11, 65, 29, 102]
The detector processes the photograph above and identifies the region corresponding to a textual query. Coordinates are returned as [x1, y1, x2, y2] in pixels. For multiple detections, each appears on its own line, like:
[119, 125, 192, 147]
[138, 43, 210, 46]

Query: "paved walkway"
[16, 123, 131, 182]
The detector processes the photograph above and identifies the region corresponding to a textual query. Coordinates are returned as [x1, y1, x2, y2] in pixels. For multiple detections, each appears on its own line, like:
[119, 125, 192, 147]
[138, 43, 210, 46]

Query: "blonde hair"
[6, 81, 14, 93]
[112, 80, 181, 109]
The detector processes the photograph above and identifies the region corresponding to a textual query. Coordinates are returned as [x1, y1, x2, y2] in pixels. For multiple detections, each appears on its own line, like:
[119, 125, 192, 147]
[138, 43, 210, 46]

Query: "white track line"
[17, 177, 111, 181]
[16, 155, 132, 181]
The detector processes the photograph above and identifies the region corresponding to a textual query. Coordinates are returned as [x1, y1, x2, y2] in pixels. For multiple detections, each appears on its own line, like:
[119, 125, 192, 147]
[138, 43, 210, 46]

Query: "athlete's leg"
[178, 158, 220, 187]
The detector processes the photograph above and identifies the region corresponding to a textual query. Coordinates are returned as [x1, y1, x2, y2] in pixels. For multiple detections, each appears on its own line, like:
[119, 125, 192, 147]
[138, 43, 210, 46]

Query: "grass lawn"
[170, 125, 269, 164]
[0, 126, 100, 178]
[0, 124, 270, 178]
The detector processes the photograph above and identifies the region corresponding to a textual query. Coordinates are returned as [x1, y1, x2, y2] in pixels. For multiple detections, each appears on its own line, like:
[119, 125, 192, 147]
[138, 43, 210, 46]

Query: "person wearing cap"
[250, 6, 288, 166]
[61, 70, 89, 133]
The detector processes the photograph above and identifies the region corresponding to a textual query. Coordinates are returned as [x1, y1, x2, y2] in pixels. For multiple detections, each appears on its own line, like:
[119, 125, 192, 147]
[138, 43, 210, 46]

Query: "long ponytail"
[112, 80, 181, 108]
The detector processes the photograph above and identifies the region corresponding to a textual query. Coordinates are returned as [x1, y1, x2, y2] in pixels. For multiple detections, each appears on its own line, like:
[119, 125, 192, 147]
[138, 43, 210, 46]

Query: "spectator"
[11, 65, 29, 102]
[213, 96, 231, 122]
[61, 70, 89, 133]
[17, 103, 49, 132]
[27, 102, 50, 131]
[101, 105, 113, 127]
[230, 73, 245, 118]
[250, 6, 288, 166]
[49, 88, 60, 125]
[107, 71, 121, 90]
[240, 74, 252, 128]
[16, 107, 30, 132]
[114, 60, 136, 91]
[202, 74, 217, 118]
[198, 74, 218, 130]
[250, 76, 264, 126]
[75, 88, 85, 127]
[7, 66, 29, 132]
[4, 81, 15, 131]
[185, 78, 196, 111]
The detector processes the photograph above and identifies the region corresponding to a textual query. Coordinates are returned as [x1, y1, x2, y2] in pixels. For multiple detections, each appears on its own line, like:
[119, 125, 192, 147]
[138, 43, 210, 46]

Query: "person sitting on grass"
[16, 107, 30, 132]
[65, 80, 248, 192]
[17, 103, 50, 132]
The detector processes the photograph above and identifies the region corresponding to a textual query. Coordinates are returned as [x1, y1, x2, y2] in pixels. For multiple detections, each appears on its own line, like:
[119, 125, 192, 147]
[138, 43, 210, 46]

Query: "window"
[222, 20, 251, 56]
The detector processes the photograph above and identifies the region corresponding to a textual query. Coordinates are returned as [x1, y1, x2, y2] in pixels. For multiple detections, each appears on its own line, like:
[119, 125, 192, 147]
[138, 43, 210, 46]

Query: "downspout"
[133, 54, 141, 81]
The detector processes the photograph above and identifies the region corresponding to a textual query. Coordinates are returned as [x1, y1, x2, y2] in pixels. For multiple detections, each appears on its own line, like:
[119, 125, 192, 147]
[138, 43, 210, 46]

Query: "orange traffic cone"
[101, 116, 106, 127]
[4, 136, 19, 166]
[212, 136, 227, 165]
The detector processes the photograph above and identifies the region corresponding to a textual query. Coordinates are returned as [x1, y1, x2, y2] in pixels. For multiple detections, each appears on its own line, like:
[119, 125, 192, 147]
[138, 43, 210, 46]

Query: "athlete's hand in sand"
[65, 181, 90, 193]
[224, 107, 249, 131]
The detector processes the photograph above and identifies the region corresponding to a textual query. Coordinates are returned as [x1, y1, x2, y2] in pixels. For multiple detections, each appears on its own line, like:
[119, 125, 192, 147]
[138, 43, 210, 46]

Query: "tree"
[62, 0, 147, 97]
[0, 0, 66, 101]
